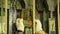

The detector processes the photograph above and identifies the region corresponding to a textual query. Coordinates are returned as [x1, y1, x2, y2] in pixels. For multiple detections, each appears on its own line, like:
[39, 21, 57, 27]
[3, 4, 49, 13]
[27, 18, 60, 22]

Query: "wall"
[0, 0, 22, 9]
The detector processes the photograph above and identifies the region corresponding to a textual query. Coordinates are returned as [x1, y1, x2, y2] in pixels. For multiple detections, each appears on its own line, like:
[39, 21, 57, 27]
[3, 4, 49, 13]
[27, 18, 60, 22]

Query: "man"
[17, 0, 45, 34]
[16, 18, 45, 34]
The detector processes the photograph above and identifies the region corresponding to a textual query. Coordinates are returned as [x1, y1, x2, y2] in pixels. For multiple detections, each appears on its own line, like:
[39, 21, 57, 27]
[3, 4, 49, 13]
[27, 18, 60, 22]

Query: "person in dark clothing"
[12, 23, 17, 34]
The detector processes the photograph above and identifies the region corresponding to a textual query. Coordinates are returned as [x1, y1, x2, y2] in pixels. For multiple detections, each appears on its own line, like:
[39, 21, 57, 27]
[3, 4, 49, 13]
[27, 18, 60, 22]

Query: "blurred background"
[0, 0, 60, 34]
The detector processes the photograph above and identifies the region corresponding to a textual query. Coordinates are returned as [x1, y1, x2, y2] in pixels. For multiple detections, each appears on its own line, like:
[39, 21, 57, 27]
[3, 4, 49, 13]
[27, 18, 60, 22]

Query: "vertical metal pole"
[58, 0, 60, 34]
[33, 0, 35, 34]
[5, 0, 7, 34]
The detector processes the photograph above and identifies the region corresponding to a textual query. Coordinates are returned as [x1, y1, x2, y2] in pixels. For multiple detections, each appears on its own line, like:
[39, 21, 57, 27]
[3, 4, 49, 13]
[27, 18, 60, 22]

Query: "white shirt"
[16, 18, 24, 32]
[16, 18, 42, 33]
[35, 19, 42, 33]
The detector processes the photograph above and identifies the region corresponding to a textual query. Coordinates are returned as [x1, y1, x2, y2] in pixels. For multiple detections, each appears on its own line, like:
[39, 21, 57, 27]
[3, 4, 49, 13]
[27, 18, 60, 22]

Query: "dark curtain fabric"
[36, 0, 48, 12]
[12, 23, 24, 34]
[41, 0, 48, 11]
[18, 0, 48, 11]
[36, 0, 44, 11]
[18, 0, 25, 8]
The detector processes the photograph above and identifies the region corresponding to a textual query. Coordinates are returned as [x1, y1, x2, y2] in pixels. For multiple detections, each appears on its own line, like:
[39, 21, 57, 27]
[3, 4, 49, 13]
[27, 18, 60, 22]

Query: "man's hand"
[38, 30, 45, 34]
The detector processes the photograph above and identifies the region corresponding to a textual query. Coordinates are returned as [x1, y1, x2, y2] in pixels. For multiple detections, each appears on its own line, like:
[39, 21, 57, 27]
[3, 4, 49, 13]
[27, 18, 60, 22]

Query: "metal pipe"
[5, 0, 7, 34]
[32, 0, 35, 34]
[57, 0, 60, 34]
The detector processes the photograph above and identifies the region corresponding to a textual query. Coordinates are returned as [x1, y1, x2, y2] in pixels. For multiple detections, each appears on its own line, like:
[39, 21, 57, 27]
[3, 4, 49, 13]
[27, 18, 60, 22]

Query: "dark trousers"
[12, 23, 17, 34]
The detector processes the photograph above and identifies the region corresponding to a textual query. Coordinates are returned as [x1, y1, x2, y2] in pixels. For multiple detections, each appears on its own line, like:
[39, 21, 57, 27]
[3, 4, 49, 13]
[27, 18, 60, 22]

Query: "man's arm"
[35, 19, 45, 34]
